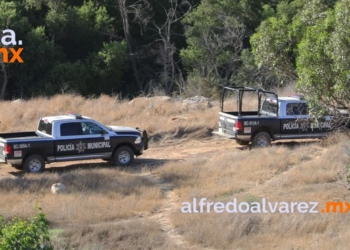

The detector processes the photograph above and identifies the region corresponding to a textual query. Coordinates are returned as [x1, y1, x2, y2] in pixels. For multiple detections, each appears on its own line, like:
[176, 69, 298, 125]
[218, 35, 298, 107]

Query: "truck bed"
[0, 132, 40, 140]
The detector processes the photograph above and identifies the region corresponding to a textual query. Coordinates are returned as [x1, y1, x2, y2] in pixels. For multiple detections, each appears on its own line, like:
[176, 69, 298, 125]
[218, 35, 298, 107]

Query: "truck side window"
[81, 122, 105, 135]
[287, 103, 308, 115]
[38, 119, 53, 135]
[61, 123, 83, 136]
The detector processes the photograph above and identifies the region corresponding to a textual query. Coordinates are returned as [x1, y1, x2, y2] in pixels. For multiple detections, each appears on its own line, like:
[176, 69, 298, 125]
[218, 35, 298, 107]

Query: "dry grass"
[53, 218, 176, 250]
[0, 169, 162, 225]
[0, 94, 218, 143]
[153, 135, 350, 249]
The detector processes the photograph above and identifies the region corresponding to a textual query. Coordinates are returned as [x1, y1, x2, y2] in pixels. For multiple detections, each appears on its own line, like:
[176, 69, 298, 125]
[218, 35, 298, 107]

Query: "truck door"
[54, 121, 112, 161]
[281, 102, 310, 135]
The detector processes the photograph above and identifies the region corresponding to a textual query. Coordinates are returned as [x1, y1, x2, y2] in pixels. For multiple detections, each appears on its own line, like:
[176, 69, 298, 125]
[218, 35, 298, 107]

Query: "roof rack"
[65, 112, 83, 119]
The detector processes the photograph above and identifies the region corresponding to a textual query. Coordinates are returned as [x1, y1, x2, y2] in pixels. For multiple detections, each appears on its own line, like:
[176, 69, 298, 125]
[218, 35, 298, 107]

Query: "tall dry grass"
[153, 135, 350, 249]
[0, 169, 162, 225]
[0, 94, 218, 142]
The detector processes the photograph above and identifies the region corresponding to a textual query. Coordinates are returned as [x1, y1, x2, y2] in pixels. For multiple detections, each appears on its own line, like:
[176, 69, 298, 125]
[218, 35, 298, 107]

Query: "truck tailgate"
[0, 141, 6, 163]
[214, 112, 238, 138]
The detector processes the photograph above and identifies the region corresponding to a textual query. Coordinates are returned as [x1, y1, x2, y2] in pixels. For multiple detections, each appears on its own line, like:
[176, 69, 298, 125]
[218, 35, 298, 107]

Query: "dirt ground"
[0, 136, 323, 249]
[0, 137, 320, 178]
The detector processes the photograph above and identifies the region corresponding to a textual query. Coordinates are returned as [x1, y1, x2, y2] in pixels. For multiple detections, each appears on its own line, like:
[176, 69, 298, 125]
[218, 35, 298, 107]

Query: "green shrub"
[0, 210, 53, 250]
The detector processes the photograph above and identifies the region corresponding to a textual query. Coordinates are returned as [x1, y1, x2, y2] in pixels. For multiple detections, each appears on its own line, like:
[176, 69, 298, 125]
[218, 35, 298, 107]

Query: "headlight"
[134, 136, 142, 144]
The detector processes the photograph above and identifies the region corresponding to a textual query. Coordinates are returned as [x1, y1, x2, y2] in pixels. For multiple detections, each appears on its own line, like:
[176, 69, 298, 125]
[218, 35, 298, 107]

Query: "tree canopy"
[0, 0, 349, 107]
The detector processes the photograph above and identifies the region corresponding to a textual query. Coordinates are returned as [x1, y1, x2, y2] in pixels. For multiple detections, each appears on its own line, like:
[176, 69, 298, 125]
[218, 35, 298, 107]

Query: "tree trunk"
[0, 60, 9, 100]
[117, 0, 142, 92]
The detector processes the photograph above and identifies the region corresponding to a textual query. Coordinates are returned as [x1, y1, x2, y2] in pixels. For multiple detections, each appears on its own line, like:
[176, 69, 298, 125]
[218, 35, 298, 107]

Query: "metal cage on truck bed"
[220, 86, 279, 117]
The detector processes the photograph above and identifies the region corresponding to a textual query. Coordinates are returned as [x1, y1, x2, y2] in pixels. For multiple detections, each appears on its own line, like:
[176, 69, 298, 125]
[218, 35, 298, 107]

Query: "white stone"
[51, 183, 66, 194]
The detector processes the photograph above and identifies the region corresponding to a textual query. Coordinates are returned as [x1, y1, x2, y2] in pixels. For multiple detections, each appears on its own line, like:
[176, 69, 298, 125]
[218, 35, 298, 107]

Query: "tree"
[251, 0, 350, 121]
[116, 0, 143, 92]
[150, 0, 193, 94]
[297, 0, 350, 112]
[250, 1, 307, 83]
[180, 0, 273, 96]
[0, 1, 30, 99]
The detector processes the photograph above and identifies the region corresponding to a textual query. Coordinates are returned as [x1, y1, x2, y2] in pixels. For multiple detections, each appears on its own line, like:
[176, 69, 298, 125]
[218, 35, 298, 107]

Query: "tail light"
[235, 121, 243, 131]
[4, 144, 12, 155]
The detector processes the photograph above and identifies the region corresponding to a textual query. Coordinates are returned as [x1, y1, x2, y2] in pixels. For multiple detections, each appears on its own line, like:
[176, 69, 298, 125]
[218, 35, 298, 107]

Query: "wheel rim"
[28, 159, 42, 172]
[118, 151, 131, 164]
[256, 135, 269, 147]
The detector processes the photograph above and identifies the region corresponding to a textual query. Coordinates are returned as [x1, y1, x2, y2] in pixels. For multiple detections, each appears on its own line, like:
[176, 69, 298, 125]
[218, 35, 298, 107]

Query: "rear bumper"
[1, 157, 22, 165]
[212, 131, 236, 139]
[213, 128, 251, 141]
[0, 154, 22, 165]
[0, 154, 6, 164]
[7, 159, 22, 165]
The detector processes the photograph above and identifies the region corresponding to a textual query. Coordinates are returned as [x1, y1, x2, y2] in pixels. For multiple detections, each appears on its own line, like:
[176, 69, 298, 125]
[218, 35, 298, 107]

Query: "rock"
[12, 99, 24, 103]
[171, 116, 188, 121]
[182, 96, 210, 104]
[128, 96, 172, 105]
[51, 183, 66, 194]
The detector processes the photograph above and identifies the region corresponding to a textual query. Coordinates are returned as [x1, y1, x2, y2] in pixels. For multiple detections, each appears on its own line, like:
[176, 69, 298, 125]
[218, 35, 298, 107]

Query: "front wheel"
[113, 146, 134, 166]
[24, 154, 45, 173]
[252, 132, 271, 147]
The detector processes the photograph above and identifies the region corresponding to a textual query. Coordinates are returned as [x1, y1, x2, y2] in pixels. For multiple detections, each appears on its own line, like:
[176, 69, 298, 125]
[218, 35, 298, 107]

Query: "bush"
[0, 210, 53, 250]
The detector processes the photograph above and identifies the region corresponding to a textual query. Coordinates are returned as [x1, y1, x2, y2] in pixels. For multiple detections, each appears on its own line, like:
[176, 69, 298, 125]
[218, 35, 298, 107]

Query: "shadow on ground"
[4, 157, 178, 177]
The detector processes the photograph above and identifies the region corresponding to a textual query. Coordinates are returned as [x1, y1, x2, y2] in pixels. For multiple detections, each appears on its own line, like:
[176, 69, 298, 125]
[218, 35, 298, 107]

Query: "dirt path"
[144, 173, 189, 248]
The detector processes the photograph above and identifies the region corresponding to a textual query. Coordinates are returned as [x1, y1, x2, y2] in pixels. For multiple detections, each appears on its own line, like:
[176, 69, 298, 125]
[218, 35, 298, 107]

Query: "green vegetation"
[1, 0, 350, 112]
[0, 210, 53, 250]
[252, 0, 350, 111]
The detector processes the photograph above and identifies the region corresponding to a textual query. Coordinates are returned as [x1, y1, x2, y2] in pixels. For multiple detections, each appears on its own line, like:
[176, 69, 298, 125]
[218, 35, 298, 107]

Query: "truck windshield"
[38, 119, 53, 135]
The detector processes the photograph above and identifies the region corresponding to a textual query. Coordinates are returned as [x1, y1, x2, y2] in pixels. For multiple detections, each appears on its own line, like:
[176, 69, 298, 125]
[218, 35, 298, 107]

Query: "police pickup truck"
[0, 113, 148, 173]
[213, 86, 336, 147]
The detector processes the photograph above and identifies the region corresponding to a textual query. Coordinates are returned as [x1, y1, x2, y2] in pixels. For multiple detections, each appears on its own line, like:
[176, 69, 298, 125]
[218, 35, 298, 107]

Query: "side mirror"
[101, 130, 107, 135]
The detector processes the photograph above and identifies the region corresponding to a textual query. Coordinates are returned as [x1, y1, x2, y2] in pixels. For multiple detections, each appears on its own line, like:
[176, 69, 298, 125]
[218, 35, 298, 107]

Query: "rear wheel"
[24, 155, 45, 173]
[252, 132, 271, 147]
[113, 146, 134, 166]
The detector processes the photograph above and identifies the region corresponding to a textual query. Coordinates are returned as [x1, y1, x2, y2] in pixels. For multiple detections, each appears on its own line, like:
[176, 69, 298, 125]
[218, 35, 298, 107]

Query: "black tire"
[24, 154, 45, 173]
[113, 146, 134, 166]
[252, 132, 271, 147]
[236, 139, 250, 146]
